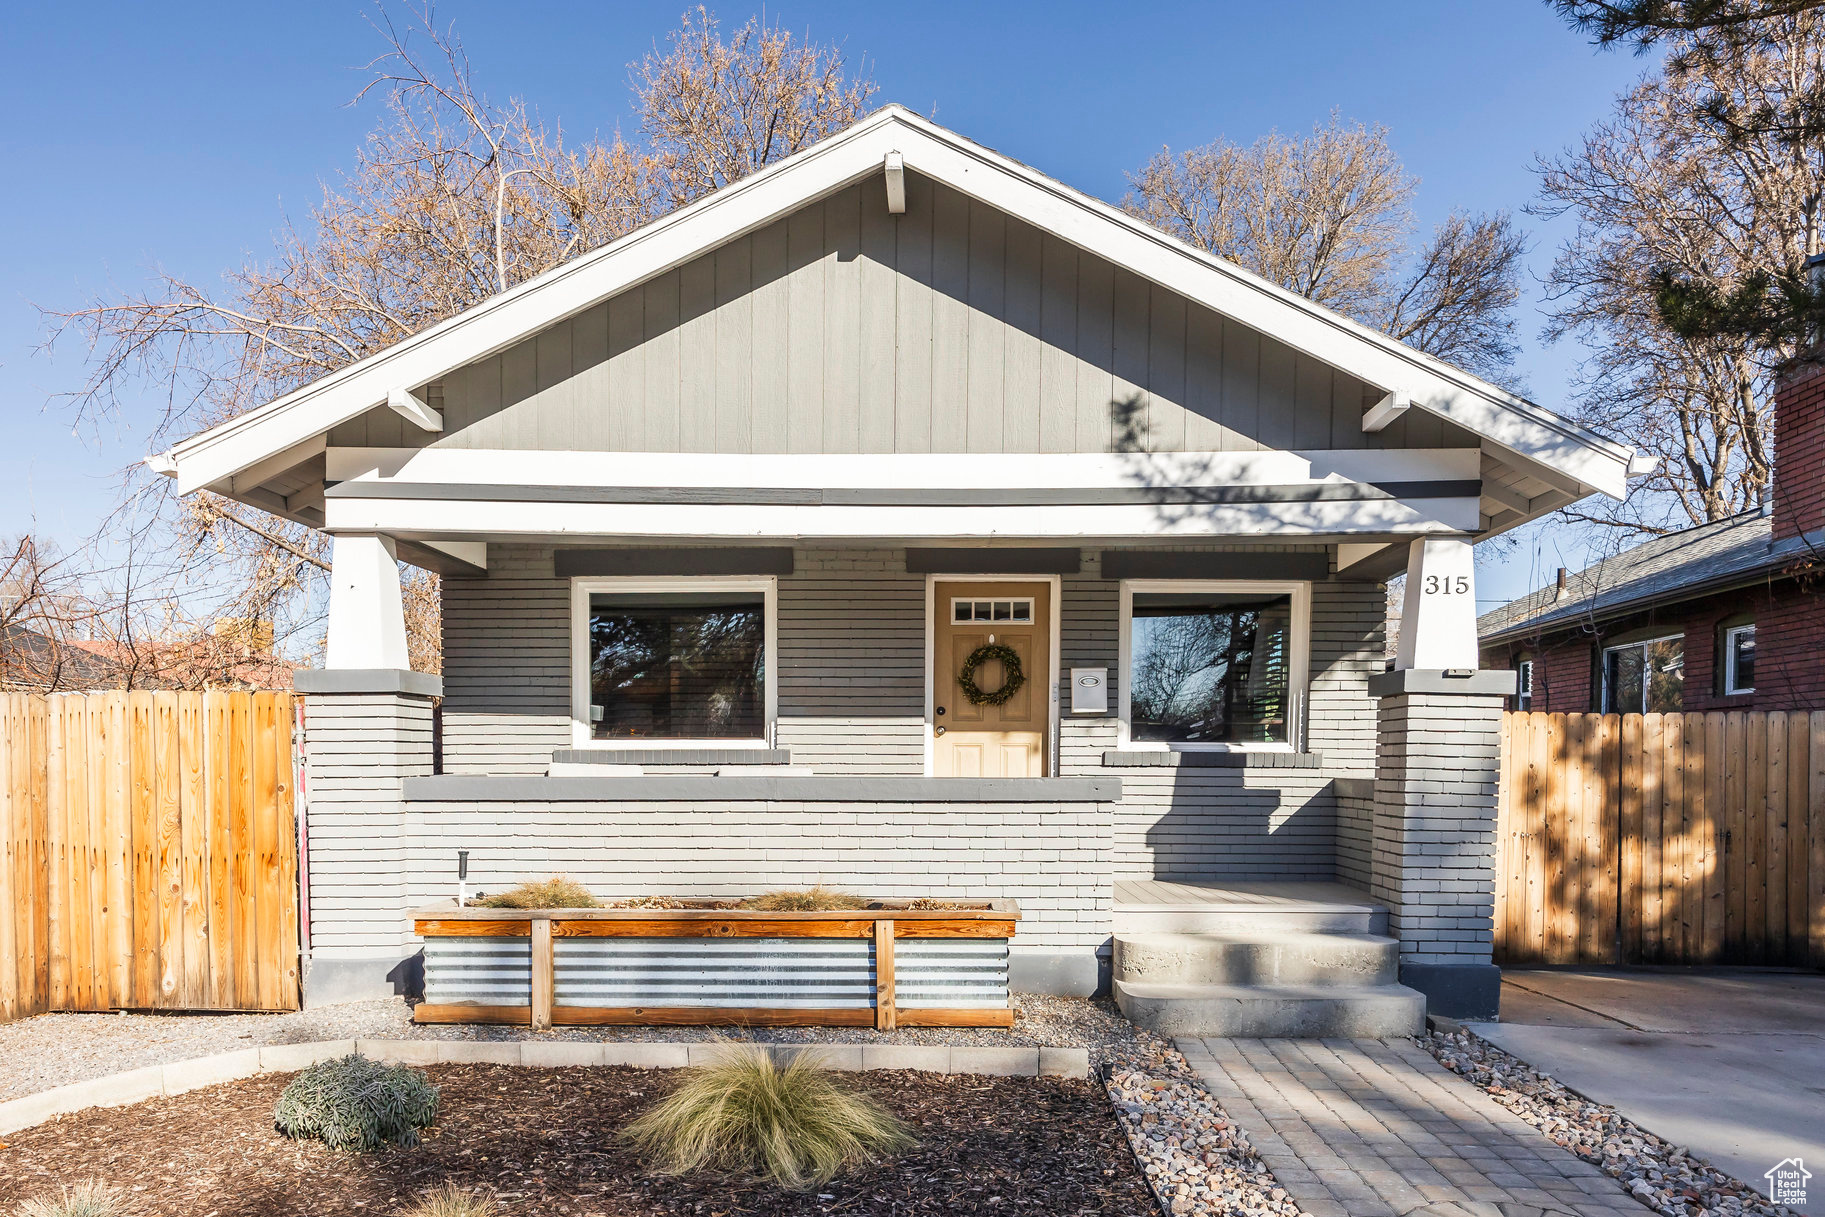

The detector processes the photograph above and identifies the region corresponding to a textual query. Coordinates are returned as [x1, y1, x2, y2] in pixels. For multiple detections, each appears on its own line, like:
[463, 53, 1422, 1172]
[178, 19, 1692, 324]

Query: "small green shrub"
[273, 1054, 439, 1151]
[740, 885, 868, 912]
[13, 1181, 128, 1217]
[398, 1183, 500, 1217]
[476, 875, 599, 909]
[623, 1043, 914, 1190]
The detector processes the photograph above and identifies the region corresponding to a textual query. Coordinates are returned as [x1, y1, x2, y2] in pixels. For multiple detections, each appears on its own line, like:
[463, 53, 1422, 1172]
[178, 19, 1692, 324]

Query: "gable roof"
[156, 104, 1637, 503]
[1478, 508, 1814, 642]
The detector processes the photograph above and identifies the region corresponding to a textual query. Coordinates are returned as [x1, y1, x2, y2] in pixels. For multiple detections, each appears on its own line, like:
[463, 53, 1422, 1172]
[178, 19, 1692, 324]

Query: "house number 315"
[1424, 575, 1471, 595]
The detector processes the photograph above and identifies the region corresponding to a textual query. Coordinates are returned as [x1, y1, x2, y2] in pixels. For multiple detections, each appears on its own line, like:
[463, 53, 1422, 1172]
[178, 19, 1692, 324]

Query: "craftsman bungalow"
[152, 106, 1639, 1026]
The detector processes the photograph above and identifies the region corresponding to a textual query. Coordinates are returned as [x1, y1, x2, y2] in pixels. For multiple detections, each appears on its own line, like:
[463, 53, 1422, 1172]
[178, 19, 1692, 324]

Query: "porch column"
[293, 668, 440, 1005]
[1371, 537, 1514, 1019]
[325, 533, 409, 670]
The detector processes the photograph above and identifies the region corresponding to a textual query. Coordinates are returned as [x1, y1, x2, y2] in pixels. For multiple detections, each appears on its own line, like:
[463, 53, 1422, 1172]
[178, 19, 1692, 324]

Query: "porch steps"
[1111, 919, 1425, 1037]
[1112, 979, 1426, 1038]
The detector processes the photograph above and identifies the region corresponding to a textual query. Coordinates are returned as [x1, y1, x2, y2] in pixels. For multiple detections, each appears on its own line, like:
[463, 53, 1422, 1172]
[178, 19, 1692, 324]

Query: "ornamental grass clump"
[12, 1181, 128, 1217]
[476, 875, 599, 909]
[740, 884, 869, 912]
[273, 1054, 440, 1151]
[399, 1183, 501, 1217]
[623, 1043, 914, 1190]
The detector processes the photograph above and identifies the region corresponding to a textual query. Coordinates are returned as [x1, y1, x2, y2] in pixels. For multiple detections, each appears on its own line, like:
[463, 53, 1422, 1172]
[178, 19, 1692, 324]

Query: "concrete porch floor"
[1112, 879, 1381, 910]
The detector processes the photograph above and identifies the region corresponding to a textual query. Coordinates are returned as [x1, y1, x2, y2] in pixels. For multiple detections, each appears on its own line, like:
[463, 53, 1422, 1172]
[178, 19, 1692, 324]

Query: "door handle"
[936, 706, 946, 716]
[934, 725, 947, 736]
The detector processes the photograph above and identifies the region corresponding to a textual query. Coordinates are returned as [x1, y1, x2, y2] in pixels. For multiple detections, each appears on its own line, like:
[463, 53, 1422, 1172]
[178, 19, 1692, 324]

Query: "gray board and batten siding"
[326, 171, 1476, 457]
[441, 544, 1384, 884]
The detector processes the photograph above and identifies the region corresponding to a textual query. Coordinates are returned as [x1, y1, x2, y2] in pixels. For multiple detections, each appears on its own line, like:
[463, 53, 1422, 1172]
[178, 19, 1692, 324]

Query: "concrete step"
[1111, 905, 1387, 935]
[1113, 932, 1399, 988]
[1113, 978, 1427, 1038]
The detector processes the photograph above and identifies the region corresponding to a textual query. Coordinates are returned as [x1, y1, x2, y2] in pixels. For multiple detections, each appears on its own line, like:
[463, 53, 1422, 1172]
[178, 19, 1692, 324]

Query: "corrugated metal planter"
[411, 899, 1018, 1029]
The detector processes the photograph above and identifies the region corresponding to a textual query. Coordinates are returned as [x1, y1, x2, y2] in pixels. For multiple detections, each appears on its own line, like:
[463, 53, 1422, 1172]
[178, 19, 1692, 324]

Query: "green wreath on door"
[958, 643, 1026, 707]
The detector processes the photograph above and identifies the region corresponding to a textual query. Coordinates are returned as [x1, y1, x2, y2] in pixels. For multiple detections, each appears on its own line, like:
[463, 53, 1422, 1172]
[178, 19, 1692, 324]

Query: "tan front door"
[933, 580, 1051, 777]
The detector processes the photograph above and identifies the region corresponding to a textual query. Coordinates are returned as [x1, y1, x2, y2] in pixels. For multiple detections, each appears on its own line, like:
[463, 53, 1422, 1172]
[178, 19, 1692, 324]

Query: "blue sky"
[2, 0, 1654, 607]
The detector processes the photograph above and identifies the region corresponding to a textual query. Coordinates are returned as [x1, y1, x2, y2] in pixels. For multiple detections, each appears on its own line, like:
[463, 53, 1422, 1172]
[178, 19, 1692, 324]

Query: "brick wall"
[405, 798, 1114, 952]
[1482, 575, 1825, 712]
[301, 691, 435, 972]
[1372, 691, 1504, 971]
[1774, 359, 1825, 543]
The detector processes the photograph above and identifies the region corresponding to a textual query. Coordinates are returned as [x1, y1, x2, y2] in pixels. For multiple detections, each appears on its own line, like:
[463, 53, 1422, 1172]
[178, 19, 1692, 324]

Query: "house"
[1480, 354, 1825, 714]
[149, 106, 1637, 1026]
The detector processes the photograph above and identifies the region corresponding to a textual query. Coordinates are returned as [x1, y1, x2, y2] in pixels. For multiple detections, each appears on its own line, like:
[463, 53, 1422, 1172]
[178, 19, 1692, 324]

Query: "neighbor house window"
[1600, 634, 1684, 714]
[1120, 581, 1309, 749]
[570, 578, 775, 745]
[1724, 623, 1756, 695]
[1515, 659, 1534, 712]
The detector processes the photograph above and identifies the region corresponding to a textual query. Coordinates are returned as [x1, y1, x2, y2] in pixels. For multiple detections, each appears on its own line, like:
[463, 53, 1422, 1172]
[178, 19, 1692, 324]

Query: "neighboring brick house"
[1479, 358, 1825, 713]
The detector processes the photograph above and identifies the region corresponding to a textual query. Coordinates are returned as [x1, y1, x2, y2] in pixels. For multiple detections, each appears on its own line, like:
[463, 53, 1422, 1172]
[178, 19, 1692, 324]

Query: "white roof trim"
[161, 104, 1634, 499]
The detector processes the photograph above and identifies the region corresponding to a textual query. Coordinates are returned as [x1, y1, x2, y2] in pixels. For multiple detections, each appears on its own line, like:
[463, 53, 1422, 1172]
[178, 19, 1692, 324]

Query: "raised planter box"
[412, 900, 1019, 1029]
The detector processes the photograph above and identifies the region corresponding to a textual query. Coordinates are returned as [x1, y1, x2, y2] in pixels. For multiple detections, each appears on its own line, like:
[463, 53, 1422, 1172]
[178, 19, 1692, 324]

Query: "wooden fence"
[0, 691, 300, 1023]
[1497, 711, 1825, 966]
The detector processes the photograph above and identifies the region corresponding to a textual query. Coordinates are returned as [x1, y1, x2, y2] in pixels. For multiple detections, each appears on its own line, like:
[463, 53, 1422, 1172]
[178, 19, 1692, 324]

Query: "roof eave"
[159, 103, 1636, 503]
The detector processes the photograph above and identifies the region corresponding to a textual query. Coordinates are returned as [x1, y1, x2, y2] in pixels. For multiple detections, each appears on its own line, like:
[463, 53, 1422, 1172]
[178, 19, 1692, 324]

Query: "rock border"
[0, 1038, 1090, 1136]
[1420, 1027, 1802, 1217]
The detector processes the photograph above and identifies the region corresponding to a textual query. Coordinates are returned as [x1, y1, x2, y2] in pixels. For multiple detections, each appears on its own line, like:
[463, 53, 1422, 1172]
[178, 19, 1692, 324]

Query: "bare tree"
[635, 8, 876, 209]
[1534, 12, 1825, 530]
[1124, 113, 1527, 381]
[40, 5, 874, 678]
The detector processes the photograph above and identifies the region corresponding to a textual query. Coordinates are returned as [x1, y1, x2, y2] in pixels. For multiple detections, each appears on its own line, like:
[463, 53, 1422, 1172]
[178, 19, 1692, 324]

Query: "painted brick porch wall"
[405, 799, 1112, 951]
[441, 543, 1387, 883]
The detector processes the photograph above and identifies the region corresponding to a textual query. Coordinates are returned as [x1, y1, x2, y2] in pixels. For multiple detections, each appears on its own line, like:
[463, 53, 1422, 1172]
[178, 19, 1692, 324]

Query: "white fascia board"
[324, 446, 1482, 490]
[165, 102, 1631, 500]
[324, 497, 1482, 538]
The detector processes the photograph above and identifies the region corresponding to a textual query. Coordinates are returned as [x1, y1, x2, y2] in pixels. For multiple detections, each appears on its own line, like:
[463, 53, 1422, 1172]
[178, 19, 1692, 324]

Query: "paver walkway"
[1177, 1036, 1644, 1217]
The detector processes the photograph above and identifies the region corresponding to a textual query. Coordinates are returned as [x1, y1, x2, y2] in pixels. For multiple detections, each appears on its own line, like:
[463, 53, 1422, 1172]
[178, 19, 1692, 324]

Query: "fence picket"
[1787, 711, 1810, 959]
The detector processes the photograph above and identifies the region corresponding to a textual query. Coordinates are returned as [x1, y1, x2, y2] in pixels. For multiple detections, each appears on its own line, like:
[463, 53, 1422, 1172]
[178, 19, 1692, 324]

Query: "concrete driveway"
[1471, 968, 1825, 1216]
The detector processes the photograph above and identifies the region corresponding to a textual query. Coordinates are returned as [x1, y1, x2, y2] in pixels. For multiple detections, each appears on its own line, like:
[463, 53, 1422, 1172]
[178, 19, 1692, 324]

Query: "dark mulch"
[0, 1064, 1160, 1216]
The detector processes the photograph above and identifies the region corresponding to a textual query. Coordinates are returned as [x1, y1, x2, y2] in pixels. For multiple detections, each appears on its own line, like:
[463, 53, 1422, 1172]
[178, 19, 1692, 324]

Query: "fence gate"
[0, 691, 300, 1022]
[1496, 711, 1825, 967]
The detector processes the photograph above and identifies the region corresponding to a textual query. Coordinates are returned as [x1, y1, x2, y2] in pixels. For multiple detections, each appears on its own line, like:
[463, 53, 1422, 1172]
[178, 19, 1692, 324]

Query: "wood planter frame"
[412, 900, 1019, 1030]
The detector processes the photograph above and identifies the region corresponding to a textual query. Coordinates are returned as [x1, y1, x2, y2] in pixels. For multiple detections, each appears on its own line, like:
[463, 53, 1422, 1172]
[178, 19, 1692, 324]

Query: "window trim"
[1723, 623, 1756, 696]
[1599, 631, 1684, 715]
[568, 575, 779, 749]
[1117, 578, 1311, 753]
[1515, 658, 1534, 712]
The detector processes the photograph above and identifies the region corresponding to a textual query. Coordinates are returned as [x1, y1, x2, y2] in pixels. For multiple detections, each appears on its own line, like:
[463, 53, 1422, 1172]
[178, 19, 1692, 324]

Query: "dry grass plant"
[739, 885, 869, 912]
[623, 1042, 914, 1190]
[12, 1181, 129, 1217]
[476, 876, 600, 909]
[398, 1183, 502, 1217]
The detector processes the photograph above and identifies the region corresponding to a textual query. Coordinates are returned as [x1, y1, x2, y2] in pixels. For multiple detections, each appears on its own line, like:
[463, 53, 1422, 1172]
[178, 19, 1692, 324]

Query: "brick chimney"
[1772, 252, 1825, 542]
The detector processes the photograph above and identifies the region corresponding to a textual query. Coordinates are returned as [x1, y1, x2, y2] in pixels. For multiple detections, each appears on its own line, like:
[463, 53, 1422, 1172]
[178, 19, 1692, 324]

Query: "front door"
[932, 580, 1051, 777]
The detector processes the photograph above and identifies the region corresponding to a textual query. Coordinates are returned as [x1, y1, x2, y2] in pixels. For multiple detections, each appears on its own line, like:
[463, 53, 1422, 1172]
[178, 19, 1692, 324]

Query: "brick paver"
[1177, 1037, 1645, 1217]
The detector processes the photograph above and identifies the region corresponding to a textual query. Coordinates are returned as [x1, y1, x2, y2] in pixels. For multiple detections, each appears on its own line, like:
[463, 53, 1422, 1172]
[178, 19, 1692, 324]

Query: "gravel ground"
[1103, 1032, 1308, 1217]
[0, 993, 1145, 1102]
[1422, 1027, 1803, 1217]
